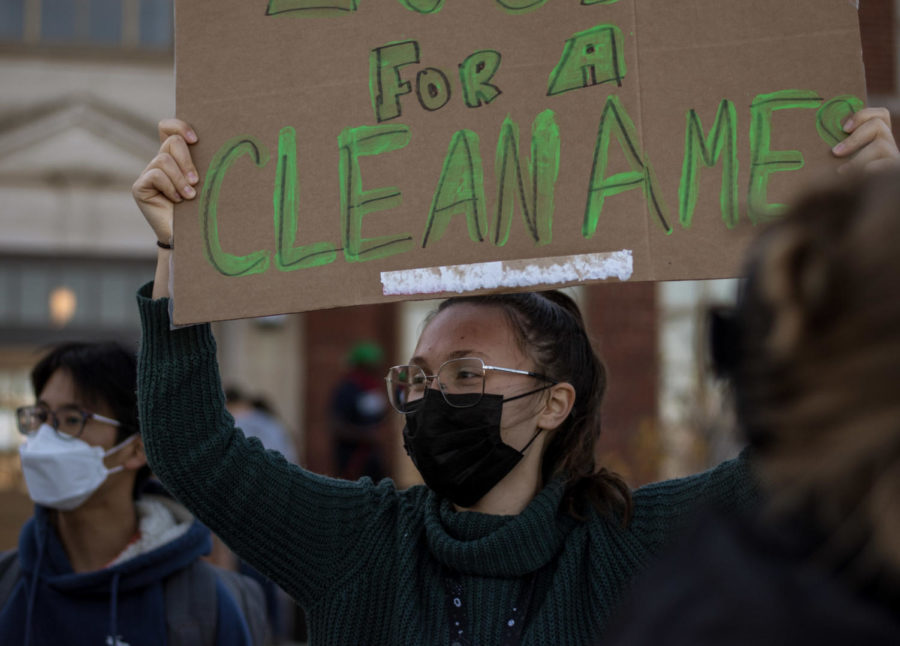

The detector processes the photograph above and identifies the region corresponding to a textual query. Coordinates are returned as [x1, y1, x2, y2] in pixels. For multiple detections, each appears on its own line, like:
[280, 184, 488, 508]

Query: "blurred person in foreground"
[605, 165, 900, 645]
[0, 342, 268, 646]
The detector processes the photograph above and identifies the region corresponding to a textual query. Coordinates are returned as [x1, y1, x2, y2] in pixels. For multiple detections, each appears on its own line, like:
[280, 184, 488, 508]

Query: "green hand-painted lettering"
[584, 95, 671, 237]
[265, 0, 621, 16]
[416, 68, 451, 112]
[547, 25, 625, 96]
[398, 0, 444, 13]
[679, 100, 738, 229]
[200, 137, 271, 277]
[816, 95, 864, 147]
[273, 127, 337, 271]
[339, 125, 414, 262]
[459, 50, 502, 108]
[422, 130, 487, 248]
[494, 0, 548, 14]
[748, 90, 822, 223]
[491, 110, 559, 246]
[369, 41, 420, 123]
[266, 0, 358, 17]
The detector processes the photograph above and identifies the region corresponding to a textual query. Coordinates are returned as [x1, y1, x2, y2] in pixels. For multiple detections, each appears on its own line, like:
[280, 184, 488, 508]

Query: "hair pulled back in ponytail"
[436, 291, 633, 523]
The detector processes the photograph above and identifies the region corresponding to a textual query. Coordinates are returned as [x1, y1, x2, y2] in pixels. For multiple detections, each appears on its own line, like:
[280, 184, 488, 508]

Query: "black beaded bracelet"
[157, 240, 173, 250]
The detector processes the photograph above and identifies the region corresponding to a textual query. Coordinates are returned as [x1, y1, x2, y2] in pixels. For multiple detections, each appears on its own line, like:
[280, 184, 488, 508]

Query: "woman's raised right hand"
[132, 119, 200, 246]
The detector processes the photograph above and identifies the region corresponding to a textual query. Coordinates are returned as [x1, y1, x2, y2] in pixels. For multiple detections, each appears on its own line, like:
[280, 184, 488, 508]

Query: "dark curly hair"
[726, 166, 900, 574]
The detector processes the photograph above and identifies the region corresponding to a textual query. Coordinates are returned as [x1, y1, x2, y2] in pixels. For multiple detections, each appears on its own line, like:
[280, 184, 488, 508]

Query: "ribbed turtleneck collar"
[423, 478, 576, 576]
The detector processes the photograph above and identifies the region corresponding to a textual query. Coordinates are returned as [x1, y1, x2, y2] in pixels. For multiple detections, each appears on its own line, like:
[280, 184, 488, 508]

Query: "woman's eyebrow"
[410, 350, 488, 368]
[446, 350, 487, 360]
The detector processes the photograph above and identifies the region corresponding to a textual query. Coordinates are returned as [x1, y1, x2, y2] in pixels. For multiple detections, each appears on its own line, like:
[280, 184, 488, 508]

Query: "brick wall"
[860, 0, 897, 96]
[582, 283, 661, 487]
[859, 0, 899, 141]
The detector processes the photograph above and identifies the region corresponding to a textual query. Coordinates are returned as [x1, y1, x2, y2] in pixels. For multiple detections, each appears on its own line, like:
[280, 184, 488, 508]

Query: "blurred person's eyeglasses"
[385, 357, 556, 413]
[16, 404, 122, 440]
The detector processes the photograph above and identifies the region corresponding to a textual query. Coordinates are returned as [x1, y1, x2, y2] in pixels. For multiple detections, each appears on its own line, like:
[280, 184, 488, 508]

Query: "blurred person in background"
[0, 342, 269, 646]
[329, 341, 389, 481]
[224, 388, 298, 642]
[225, 387, 297, 464]
[605, 165, 900, 645]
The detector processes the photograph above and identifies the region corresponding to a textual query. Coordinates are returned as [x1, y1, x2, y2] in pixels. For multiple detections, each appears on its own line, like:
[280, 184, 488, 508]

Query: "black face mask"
[402, 390, 545, 508]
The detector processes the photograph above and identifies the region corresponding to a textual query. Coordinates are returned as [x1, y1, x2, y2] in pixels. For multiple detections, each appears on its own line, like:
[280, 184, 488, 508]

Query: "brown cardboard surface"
[173, 0, 865, 323]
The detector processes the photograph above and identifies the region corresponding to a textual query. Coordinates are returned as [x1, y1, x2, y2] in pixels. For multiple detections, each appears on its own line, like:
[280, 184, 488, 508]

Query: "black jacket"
[605, 506, 900, 646]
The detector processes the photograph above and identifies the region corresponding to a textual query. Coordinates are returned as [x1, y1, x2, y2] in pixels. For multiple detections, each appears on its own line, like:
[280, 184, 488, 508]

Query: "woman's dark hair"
[436, 291, 633, 523]
[31, 341, 150, 498]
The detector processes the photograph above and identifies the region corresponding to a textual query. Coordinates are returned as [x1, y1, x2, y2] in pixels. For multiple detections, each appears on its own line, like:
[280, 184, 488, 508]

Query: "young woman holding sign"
[131, 111, 897, 645]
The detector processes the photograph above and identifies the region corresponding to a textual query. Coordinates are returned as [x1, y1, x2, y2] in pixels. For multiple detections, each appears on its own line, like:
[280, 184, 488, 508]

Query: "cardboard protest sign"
[173, 0, 865, 323]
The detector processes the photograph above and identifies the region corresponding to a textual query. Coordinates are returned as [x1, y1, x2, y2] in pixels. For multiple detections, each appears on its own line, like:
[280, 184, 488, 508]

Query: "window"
[0, 0, 25, 40]
[657, 279, 742, 476]
[0, 256, 155, 343]
[0, 365, 31, 451]
[139, 0, 171, 47]
[0, 0, 173, 49]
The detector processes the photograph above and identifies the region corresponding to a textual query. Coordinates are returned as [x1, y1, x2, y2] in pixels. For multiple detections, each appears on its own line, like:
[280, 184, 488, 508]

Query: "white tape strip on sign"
[380, 249, 633, 296]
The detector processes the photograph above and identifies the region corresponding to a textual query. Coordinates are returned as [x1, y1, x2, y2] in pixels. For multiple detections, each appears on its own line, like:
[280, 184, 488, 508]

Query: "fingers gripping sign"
[132, 119, 201, 299]
[832, 107, 899, 173]
[132, 119, 201, 248]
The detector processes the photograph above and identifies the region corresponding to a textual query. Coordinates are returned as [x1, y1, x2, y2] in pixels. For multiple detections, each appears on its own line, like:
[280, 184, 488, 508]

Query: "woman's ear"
[538, 382, 576, 431]
[124, 435, 148, 471]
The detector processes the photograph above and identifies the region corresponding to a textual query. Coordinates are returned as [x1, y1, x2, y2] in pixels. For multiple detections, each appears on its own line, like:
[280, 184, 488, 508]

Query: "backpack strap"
[164, 559, 269, 646]
[215, 567, 270, 646]
[163, 559, 218, 646]
[0, 550, 22, 610]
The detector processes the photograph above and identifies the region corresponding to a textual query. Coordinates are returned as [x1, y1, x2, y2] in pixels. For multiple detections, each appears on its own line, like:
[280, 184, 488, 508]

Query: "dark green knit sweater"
[136, 284, 758, 645]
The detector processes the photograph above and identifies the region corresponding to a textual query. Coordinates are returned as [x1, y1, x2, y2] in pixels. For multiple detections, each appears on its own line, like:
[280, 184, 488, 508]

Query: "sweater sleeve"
[136, 283, 406, 607]
[627, 448, 761, 555]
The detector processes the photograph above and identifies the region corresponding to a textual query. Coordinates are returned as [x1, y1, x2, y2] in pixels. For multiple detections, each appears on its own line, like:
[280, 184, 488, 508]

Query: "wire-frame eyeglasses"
[385, 357, 556, 413]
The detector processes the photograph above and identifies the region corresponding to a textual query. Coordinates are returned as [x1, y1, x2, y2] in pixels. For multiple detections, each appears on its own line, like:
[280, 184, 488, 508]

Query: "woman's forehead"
[412, 303, 524, 367]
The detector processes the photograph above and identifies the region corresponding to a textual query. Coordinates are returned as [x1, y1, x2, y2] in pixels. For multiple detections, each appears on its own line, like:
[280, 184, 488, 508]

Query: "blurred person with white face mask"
[0, 342, 269, 646]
